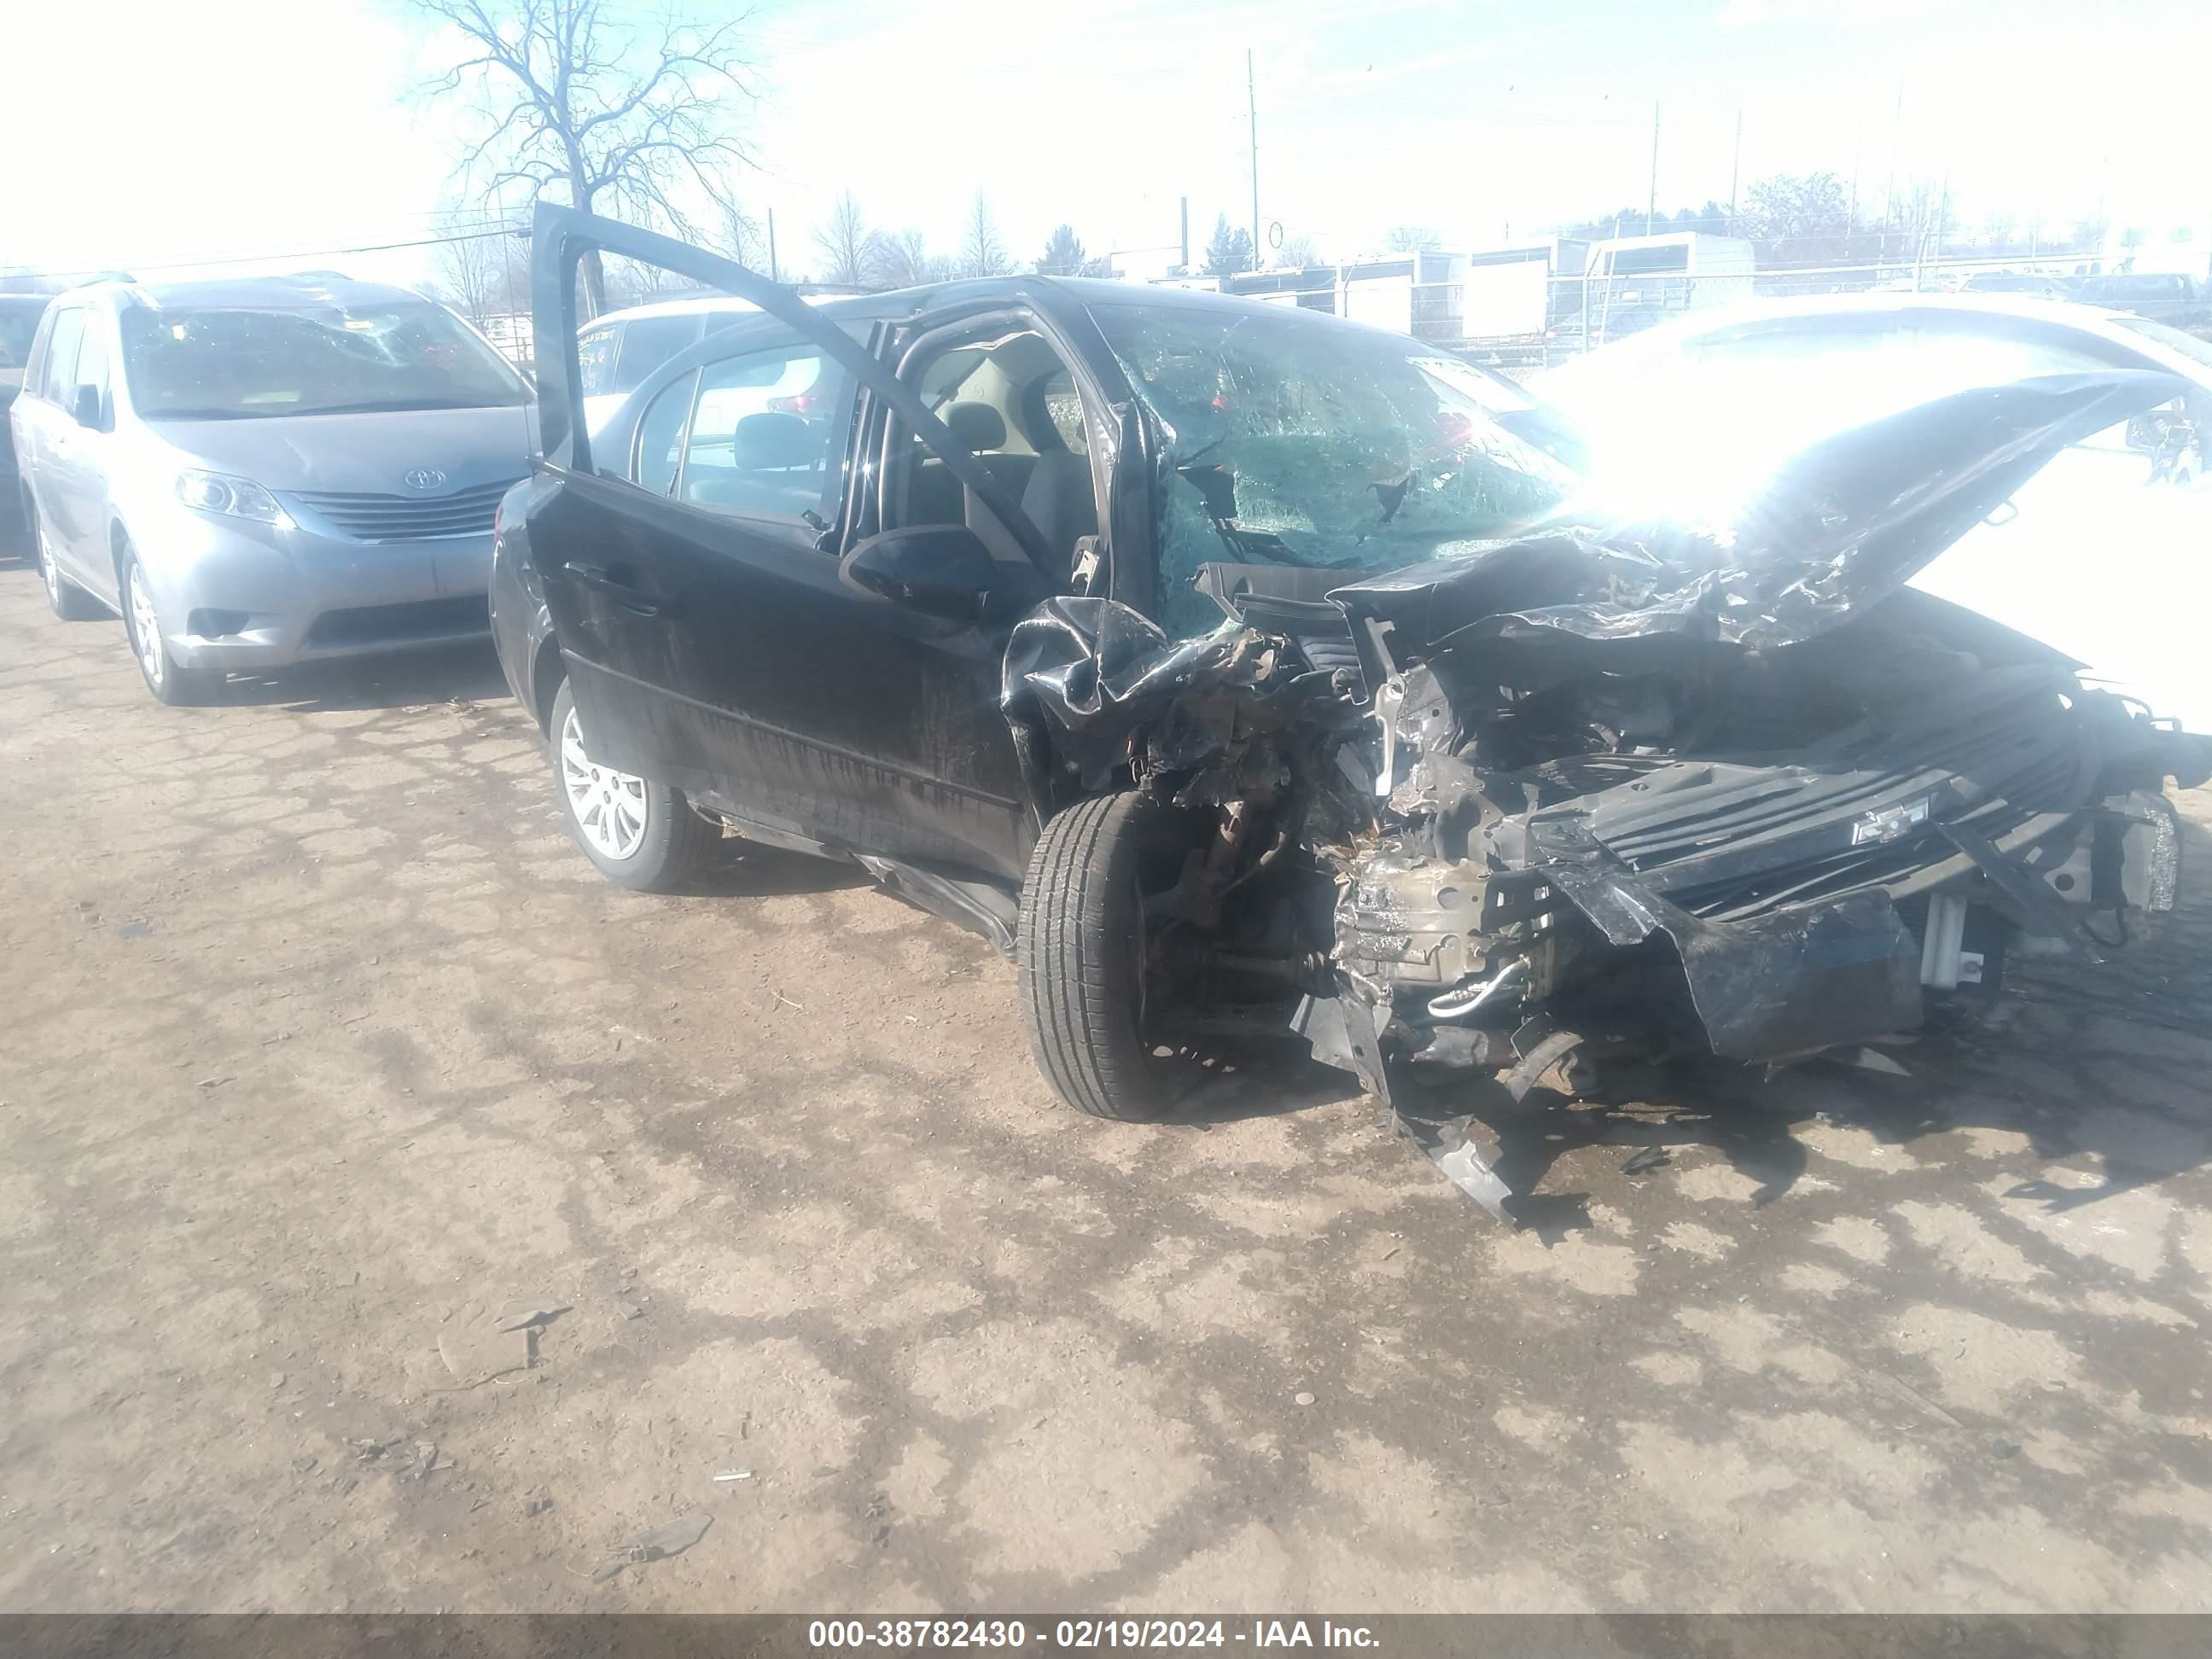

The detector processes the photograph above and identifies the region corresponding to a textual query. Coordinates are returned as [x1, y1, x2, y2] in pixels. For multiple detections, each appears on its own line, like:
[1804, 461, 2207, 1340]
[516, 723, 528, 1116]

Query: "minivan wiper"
[142, 408, 271, 421]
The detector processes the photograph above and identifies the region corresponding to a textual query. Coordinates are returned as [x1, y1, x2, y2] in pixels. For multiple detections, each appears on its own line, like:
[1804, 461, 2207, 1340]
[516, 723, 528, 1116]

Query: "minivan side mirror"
[71, 384, 102, 430]
[840, 525, 1039, 623]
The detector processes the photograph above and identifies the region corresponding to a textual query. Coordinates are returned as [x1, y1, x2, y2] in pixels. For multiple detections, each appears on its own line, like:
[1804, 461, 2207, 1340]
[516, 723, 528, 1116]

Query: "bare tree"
[1274, 231, 1320, 269]
[957, 195, 1012, 278]
[1886, 178, 1953, 280]
[1740, 172, 1854, 268]
[719, 198, 767, 270]
[813, 193, 872, 287]
[433, 209, 507, 323]
[864, 227, 953, 289]
[410, 0, 759, 314]
[1384, 224, 1442, 253]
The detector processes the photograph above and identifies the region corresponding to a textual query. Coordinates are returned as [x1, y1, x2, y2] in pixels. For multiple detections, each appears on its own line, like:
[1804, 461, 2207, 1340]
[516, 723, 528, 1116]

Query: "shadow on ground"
[208, 640, 515, 713]
[675, 841, 871, 900]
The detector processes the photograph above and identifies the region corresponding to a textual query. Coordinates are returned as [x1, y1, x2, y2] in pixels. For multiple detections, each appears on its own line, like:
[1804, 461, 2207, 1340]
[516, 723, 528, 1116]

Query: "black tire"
[548, 677, 718, 892]
[30, 502, 102, 621]
[118, 550, 218, 705]
[1017, 791, 1202, 1121]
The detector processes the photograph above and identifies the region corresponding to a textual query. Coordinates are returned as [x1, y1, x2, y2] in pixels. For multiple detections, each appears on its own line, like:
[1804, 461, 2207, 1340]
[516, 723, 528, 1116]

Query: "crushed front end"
[1330, 587, 2205, 1094]
[1004, 368, 2209, 1217]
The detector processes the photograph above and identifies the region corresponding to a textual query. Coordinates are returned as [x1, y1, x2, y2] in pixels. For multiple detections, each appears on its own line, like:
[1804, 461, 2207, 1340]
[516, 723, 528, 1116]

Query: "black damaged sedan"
[492, 208, 2207, 1205]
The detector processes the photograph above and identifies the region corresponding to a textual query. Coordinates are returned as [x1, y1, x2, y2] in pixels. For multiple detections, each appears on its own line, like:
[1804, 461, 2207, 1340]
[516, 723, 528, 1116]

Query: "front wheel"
[1017, 791, 1207, 1121]
[548, 678, 718, 892]
[119, 551, 217, 705]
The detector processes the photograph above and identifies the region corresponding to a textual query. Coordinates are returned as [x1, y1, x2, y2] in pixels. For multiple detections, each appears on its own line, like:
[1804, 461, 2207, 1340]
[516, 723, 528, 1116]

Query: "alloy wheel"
[560, 703, 649, 860]
[127, 563, 165, 689]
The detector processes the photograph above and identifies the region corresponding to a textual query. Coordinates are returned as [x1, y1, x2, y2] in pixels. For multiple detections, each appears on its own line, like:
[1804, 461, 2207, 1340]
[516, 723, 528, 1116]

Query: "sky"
[6, 0, 2209, 292]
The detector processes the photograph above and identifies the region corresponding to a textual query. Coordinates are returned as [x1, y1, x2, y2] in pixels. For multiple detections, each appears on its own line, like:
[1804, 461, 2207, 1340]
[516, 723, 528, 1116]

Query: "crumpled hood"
[1003, 370, 2190, 795]
[1328, 370, 2186, 655]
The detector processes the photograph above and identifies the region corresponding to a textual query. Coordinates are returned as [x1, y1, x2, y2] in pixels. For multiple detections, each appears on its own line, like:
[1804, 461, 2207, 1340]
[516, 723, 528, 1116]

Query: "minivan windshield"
[1086, 300, 1578, 634]
[119, 299, 530, 420]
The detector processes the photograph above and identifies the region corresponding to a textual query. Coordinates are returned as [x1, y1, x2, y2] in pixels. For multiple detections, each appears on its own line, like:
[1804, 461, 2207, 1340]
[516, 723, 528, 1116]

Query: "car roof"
[86, 274, 436, 311]
[1560, 290, 2158, 367]
[589, 294, 774, 328]
[1663, 288, 2139, 330]
[595, 272, 1396, 345]
[1540, 287, 2212, 394]
[589, 285, 876, 329]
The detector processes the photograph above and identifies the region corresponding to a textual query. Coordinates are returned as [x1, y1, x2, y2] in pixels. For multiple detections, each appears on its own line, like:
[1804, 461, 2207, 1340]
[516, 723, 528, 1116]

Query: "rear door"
[527, 210, 1066, 884]
[26, 306, 96, 573]
[45, 310, 116, 590]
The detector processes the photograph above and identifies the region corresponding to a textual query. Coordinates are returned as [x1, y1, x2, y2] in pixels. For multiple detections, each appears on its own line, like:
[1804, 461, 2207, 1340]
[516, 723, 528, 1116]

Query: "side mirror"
[840, 525, 1039, 623]
[71, 384, 102, 429]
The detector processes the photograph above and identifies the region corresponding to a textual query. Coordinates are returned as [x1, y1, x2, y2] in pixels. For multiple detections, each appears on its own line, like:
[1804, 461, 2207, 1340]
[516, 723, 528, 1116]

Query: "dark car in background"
[492, 210, 2207, 1201]
[2077, 271, 2209, 329]
[1959, 271, 2070, 298]
[0, 293, 52, 548]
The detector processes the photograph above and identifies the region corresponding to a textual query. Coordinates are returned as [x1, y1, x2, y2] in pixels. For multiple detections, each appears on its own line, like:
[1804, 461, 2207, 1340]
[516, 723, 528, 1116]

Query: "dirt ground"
[3, 556, 2211, 1616]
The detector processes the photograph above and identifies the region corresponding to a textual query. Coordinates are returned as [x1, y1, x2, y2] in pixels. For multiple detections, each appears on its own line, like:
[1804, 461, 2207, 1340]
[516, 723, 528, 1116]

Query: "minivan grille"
[290, 479, 516, 543]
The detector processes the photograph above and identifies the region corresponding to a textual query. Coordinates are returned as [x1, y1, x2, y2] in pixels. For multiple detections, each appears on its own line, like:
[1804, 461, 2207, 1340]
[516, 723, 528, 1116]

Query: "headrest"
[940, 399, 1006, 451]
[732, 411, 815, 469]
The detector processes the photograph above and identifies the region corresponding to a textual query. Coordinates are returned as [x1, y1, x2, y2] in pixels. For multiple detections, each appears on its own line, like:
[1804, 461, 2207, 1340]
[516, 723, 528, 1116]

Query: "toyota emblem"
[403, 469, 447, 492]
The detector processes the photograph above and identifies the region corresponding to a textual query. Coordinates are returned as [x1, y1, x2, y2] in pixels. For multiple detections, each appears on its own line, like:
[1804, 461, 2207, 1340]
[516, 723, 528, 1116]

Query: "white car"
[578, 295, 834, 439]
[1537, 292, 2212, 730]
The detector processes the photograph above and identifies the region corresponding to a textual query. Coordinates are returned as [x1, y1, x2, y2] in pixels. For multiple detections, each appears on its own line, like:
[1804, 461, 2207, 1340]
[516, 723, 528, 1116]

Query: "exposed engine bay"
[1003, 371, 2211, 1218]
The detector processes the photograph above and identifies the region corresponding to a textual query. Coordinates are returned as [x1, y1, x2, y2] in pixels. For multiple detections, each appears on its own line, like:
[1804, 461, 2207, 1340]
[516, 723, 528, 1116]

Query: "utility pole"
[1647, 100, 1661, 235]
[1883, 84, 1902, 265]
[1179, 195, 1190, 272]
[765, 208, 779, 283]
[1247, 50, 1261, 265]
[1729, 108, 1743, 233]
[1848, 111, 1861, 235]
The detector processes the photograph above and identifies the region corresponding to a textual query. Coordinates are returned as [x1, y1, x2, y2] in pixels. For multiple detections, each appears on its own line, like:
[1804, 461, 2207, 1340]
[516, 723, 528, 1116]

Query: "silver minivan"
[10, 275, 534, 703]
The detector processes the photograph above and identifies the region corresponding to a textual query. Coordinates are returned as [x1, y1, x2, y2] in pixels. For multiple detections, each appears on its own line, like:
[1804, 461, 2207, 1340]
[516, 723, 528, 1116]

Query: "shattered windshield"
[1087, 300, 1578, 635]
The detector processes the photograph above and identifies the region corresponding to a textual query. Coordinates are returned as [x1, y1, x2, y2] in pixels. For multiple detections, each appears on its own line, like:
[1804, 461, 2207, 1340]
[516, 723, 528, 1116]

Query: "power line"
[36, 222, 529, 282]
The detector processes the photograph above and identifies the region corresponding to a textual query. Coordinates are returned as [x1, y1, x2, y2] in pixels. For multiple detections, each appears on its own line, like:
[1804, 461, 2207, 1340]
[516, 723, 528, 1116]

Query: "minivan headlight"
[177, 469, 289, 527]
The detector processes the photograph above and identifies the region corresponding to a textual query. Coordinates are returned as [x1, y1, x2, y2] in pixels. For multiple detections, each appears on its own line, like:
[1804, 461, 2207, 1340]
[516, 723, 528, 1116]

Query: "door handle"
[564, 562, 676, 618]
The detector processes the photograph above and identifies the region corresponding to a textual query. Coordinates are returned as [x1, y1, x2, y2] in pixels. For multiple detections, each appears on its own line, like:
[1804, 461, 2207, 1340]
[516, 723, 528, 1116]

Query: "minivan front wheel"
[119, 552, 216, 705]
[548, 678, 717, 892]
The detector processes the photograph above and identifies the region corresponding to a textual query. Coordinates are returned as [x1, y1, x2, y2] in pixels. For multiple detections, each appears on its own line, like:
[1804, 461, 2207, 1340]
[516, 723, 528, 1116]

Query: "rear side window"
[676, 343, 852, 521]
[578, 324, 618, 398]
[612, 314, 701, 394]
[40, 310, 84, 404]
